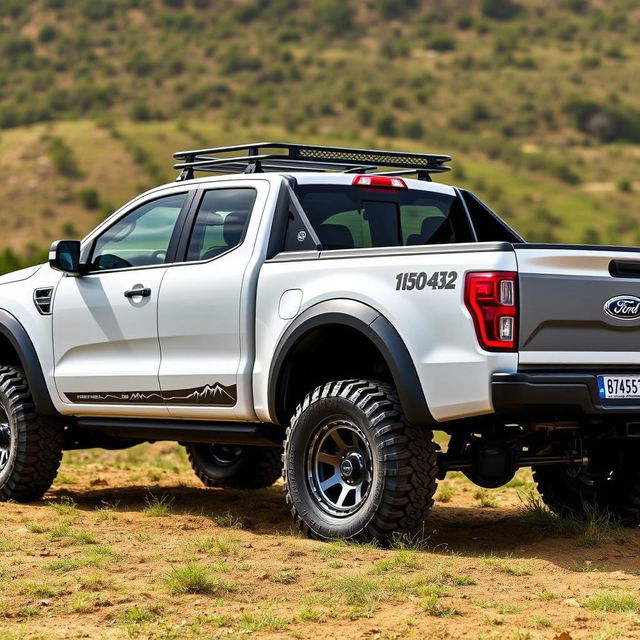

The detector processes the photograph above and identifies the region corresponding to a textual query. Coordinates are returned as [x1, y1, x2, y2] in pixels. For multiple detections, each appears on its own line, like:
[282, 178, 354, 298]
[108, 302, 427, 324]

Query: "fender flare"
[267, 299, 434, 426]
[0, 310, 58, 416]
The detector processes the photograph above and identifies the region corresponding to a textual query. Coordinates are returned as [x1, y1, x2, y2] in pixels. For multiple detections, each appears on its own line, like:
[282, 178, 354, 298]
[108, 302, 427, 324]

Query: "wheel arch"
[268, 299, 434, 427]
[0, 310, 58, 416]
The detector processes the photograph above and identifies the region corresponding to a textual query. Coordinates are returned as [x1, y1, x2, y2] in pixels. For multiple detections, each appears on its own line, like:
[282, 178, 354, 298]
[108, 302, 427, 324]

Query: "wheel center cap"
[341, 453, 362, 480]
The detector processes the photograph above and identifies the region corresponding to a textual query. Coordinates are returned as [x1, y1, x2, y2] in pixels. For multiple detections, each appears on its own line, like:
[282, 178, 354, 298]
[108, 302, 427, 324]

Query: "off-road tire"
[185, 443, 282, 489]
[533, 445, 640, 525]
[283, 379, 438, 543]
[0, 365, 63, 502]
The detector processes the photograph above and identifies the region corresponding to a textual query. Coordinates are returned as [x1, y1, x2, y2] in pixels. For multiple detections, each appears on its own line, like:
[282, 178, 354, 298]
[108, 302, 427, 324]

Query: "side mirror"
[49, 240, 84, 275]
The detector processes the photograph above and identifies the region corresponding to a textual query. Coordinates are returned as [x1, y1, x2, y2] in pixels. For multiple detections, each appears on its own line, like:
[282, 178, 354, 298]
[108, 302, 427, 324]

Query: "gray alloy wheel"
[306, 418, 374, 517]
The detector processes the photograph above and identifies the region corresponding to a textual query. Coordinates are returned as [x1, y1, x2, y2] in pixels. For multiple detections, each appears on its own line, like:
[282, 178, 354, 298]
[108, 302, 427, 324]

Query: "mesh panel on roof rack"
[172, 142, 451, 181]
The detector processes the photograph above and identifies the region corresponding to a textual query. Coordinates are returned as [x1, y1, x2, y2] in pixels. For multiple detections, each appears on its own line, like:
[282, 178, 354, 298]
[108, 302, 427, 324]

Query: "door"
[157, 182, 268, 420]
[53, 192, 189, 416]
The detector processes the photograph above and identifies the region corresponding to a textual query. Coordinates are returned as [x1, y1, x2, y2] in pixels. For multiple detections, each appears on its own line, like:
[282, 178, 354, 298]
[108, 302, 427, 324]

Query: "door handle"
[124, 287, 151, 298]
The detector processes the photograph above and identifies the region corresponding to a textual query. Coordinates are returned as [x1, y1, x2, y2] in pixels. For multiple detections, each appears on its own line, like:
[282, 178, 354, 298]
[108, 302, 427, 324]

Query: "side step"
[75, 418, 285, 447]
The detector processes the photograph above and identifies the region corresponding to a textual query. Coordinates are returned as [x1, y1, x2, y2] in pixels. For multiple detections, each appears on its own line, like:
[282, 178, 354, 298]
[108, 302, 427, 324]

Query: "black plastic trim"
[268, 299, 434, 426]
[77, 418, 284, 447]
[492, 371, 640, 417]
[0, 310, 58, 416]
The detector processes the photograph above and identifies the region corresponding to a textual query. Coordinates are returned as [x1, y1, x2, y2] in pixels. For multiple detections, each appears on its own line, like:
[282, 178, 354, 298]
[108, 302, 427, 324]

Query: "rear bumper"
[492, 371, 640, 417]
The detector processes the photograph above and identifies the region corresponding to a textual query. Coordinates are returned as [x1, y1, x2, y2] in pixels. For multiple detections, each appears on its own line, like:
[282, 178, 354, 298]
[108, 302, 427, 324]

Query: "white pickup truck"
[0, 142, 639, 542]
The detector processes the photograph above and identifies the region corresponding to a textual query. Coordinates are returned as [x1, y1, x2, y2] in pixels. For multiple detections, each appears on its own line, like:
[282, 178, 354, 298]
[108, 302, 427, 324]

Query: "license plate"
[598, 375, 640, 399]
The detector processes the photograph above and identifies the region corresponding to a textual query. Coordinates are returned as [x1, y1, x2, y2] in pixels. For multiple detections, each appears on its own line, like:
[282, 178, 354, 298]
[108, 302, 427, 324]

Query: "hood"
[0, 264, 42, 286]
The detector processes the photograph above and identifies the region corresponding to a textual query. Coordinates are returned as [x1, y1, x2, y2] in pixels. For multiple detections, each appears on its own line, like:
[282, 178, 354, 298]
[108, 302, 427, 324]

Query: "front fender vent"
[33, 287, 54, 315]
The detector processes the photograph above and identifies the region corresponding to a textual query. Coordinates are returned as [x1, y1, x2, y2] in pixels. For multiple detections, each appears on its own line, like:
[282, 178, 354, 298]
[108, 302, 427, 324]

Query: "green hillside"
[1, 0, 640, 270]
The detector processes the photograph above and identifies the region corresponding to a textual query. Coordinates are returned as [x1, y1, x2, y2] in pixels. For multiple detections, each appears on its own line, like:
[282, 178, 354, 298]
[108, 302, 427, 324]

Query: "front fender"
[0, 309, 58, 416]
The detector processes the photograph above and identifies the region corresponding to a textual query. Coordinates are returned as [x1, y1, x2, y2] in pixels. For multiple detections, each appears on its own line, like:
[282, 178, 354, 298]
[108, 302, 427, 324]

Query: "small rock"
[39, 600, 49, 607]
[553, 633, 573, 640]
[563, 598, 581, 608]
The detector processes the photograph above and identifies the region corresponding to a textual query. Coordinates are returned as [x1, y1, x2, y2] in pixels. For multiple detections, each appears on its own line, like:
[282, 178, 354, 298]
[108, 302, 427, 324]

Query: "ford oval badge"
[604, 295, 640, 320]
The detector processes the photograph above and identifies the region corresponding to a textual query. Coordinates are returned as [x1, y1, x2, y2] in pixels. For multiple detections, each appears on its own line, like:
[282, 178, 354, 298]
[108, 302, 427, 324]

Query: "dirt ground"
[1, 442, 639, 640]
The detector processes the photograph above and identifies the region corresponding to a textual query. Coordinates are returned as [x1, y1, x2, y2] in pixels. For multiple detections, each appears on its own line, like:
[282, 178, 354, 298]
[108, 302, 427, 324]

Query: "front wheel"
[0, 366, 63, 502]
[283, 379, 438, 543]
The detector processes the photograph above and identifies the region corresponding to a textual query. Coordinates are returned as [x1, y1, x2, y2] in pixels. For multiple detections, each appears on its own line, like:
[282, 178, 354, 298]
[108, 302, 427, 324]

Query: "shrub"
[425, 33, 456, 51]
[77, 188, 100, 210]
[38, 24, 58, 43]
[481, 0, 522, 20]
[313, 1, 354, 36]
[374, 0, 419, 19]
[402, 119, 424, 139]
[47, 137, 82, 178]
[456, 13, 474, 29]
[564, 96, 640, 143]
[376, 113, 397, 137]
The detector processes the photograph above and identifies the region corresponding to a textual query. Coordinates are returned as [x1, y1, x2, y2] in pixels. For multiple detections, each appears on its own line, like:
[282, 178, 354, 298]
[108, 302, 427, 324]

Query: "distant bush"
[425, 33, 456, 52]
[481, 0, 521, 20]
[126, 51, 156, 77]
[617, 178, 632, 193]
[77, 188, 100, 210]
[374, 0, 419, 20]
[38, 24, 58, 43]
[46, 136, 83, 178]
[376, 113, 397, 137]
[0, 0, 25, 18]
[564, 96, 640, 143]
[455, 14, 475, 30]
[0, 248, 24, 275]
[220, 48, 262, 74]
[313, 0, 354, 36]
[561, 0, 589, 13]
[81, 1, 116, 20]
[358, 106, 373, 127]
[402, 119, 424, 139]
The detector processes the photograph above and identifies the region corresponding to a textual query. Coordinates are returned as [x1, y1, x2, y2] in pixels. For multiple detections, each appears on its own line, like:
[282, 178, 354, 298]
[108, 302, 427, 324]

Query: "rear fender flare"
[267, 299, 434, 426]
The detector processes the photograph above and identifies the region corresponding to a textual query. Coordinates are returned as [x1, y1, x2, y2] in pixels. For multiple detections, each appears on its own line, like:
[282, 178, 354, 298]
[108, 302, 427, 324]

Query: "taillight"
[464, 272, 518, 352]
[352, 175, 407, 189]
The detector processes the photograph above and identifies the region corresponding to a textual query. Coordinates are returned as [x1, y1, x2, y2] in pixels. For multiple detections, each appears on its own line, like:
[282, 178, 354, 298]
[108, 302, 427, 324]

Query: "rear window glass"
[295, 185, 473, 250]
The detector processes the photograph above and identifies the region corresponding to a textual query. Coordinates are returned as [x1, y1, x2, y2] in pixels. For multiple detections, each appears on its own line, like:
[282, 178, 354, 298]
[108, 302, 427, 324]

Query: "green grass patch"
[584, 592, 640, 614]
[143, 494, 175, 517]
[165, 564, 237, 595]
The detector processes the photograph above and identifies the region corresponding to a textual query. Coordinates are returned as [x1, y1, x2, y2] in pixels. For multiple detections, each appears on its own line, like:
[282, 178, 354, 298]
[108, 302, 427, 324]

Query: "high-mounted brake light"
[352, 175, 407, 189]
[464, 272, 518, 352]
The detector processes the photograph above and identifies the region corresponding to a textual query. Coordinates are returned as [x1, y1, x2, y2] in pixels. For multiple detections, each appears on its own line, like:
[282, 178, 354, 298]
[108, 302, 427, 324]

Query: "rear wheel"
[533, 444, 640, 525]
[185, 443, 282, 489]
[283, 379, 438, 543]
[0, 366, 63, 502]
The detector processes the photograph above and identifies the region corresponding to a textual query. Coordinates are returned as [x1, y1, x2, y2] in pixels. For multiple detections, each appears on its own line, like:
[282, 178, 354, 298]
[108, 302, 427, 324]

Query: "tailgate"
[515, 244, 640, 365]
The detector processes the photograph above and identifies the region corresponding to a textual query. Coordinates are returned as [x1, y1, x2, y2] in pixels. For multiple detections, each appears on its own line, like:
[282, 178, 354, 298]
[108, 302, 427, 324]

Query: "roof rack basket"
[173, 142, 451, 182]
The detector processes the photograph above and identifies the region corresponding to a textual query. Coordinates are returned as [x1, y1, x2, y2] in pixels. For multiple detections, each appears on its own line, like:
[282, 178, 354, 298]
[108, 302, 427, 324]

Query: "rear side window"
[295, 185, 473, 250]
[186, 188, 257, 261]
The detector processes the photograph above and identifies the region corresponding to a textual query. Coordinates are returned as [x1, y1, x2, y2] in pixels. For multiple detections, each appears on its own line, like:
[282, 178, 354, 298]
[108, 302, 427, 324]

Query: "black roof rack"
[172, 142, 451, 182]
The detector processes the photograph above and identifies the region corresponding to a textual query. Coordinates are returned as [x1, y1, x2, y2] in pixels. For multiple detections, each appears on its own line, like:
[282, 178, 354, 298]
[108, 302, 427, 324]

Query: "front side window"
[296, 185, 473, 250]
[186, 188, 256, 262]
[91, 193, 186, 270]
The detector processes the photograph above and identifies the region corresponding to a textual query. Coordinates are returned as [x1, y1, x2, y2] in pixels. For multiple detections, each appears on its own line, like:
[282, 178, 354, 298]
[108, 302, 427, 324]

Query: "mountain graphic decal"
[66, 382, 237, 406]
